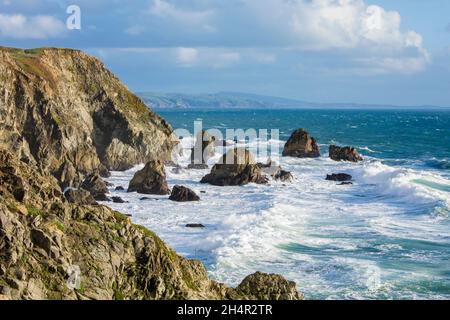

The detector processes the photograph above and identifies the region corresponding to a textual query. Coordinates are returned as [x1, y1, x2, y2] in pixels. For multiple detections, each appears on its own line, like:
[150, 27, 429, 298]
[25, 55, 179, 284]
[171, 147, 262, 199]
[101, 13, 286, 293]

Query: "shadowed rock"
[169, 185, 200, 202]
[283, 129, 320, 158]
[200, 148, 268, 186]
[185, 224, 205, 228]
[64, 189, 97, 205]
[115, 186, 125, 191]
[190, 130, 215, 167]
[112, 196, 127, 203]
[326, 173, 352, 182]
[81, 173, 109, 201]
[274, 169, 294, 182]
[329, 145, 363, 162]
[127, 160, 170, 195]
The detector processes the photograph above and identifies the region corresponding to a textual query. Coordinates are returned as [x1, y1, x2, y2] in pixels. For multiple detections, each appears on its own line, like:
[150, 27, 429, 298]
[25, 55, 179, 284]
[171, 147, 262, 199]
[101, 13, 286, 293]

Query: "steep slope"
[0, 47, 176, 188]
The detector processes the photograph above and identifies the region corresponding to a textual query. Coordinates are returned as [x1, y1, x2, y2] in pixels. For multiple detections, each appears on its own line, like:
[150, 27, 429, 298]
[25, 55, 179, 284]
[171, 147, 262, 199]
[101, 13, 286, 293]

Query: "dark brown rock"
[283, 129, 320, 158]
[329, 145, 363, 162]
[112, 196, 127, 203]
[274, 170, 294, 182]
[80, 173, 109, 201]
[185, 224, 205, 228]
[64, 189, 98, 205]
[169, 186, 200, 202]
[115, 186, 125, 191]
[200, 148, 268, 186]
[326, 173, 352, 182]
[127, 160, 170, 195]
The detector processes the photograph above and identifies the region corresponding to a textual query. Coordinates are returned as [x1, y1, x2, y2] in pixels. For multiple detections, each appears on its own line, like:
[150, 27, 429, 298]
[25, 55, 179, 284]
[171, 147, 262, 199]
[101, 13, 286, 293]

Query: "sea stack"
[127, 160, 171, 195]
[188, 130, 215, 169]
[329, 145, 363, 162]
[282, 129, 320, 158]
[200, 148, 268, 186]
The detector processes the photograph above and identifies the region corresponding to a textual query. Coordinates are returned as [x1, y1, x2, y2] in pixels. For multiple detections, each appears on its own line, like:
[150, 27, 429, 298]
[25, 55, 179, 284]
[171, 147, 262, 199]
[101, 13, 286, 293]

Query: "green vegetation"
[26, 206, 46, 217]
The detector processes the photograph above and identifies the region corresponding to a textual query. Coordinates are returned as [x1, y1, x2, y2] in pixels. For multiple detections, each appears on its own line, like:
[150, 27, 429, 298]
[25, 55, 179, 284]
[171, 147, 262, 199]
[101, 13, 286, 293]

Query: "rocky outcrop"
[235, 272, 304, 300]
[169, 186, 200, 202]
[0, 47, 176, 187]
[0, 149, 303, 300]
[80, 173, 109, 201]
[274, 169, 294, 182]
[64, 189, 97, 205]
[326, 173, 352, 182]
[329, 145, 363, 162]
[188, 130, 215, 169]
[200, 148, 268, 186]
[282, 129, 320, 158]
[127, 161, 170, 195]
[257, 161, 293, 183]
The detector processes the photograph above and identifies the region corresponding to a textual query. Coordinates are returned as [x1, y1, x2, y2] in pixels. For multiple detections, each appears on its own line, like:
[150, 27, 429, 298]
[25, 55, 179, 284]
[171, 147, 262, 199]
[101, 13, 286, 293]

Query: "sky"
[1, 0, 450, 107]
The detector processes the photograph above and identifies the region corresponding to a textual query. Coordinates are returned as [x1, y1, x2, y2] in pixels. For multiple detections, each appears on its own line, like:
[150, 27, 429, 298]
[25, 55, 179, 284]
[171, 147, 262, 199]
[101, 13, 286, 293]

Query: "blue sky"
[1, 0, 450, 106]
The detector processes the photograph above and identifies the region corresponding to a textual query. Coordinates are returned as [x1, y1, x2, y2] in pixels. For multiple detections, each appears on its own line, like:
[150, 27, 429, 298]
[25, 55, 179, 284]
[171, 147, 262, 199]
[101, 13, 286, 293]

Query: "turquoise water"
[115, 108, 450, 299]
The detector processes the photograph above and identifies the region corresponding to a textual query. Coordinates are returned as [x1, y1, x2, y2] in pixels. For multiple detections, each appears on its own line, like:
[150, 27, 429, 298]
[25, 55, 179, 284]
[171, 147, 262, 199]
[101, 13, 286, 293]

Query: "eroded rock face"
[200, 148, 268, 186]
[0, 150, 303, 300]
[282, 129, 320, 158]
[80, 173, 109, 201]
[0, 47, 176, 187]
[236, 272, 304, 300]
[64, 189, 97, 205]
[329, 145, 363, 162]
[127, 160, 170, 195]
[169, 186, 200, 202]
[190, 130, 216, 167]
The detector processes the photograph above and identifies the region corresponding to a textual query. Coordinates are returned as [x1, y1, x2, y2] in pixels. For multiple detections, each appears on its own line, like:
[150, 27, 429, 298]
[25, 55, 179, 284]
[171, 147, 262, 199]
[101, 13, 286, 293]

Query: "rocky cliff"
[0, 47, 176, 188]
[0, 47, 303, 300]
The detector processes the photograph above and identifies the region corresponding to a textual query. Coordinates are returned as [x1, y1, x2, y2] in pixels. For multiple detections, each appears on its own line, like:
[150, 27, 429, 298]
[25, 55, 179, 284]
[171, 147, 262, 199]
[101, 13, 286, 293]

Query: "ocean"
[104, 108, 450, 300]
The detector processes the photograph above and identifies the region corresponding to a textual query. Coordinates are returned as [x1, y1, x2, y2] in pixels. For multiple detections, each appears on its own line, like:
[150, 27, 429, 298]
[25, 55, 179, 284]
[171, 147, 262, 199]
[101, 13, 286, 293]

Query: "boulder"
[200, 148, 268, 186]
[185, 224, 206, 228]
[169, 186, 200, 202]
[111, 196, 127, 203]
[80, 173, 109, 201]
[127, 160, 170, 195]
[282, 129, 320, 158]
[236, 272, 304, 300]
[115, 186, 125, 191]
[258, 161, 293, 183]
[274, 169, 294, 182]
[326, 173, 352, 182]
[64, 189, 97, 205]
[329, 145, 363, 162]
[190, 130, 215, 166]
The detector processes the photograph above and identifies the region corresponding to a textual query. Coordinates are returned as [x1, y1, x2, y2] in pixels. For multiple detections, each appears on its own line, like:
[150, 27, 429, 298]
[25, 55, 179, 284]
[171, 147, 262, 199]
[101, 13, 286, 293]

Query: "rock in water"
[274, 169, 294, 182]
[186, 224, 206, 228]
[200, 148, 268, 186]
[111, 196, 127, 203]
[282, 129, 320, 158]
[169, 186, 200, 202]
[326, 173, 352, 182]
[127, 160, 170, 195]
[236, 272, 304, 300]
[189, 130, 215, 168]
[329, 145, 363, 162]
[0, 47, 176, 187]
[80, 173, 109, 201]
[64, 189, 98, 205]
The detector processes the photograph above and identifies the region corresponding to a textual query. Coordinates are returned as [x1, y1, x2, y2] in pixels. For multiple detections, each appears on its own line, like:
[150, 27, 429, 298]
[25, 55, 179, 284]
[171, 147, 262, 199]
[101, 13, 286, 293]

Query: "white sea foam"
[103, 139, 450, 299]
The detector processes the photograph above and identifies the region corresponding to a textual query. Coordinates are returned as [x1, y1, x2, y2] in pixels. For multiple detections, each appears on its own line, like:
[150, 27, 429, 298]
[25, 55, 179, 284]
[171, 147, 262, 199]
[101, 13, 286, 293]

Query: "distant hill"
[137, 92, 445, 110]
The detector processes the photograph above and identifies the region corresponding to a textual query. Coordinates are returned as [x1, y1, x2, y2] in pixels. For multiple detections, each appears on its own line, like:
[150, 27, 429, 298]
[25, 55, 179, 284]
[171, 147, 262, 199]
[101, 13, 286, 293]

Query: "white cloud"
[148, 0, 215, 32]
[175, 47, 241, 68]
[0, 13, 65, 39]
[245, 0, 430, 74]
[176, 47, 199, 66]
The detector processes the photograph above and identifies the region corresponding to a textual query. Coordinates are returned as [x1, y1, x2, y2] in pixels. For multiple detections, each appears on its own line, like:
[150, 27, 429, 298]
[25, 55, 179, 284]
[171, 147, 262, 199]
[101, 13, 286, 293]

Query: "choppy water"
[104, 109, 450, 300]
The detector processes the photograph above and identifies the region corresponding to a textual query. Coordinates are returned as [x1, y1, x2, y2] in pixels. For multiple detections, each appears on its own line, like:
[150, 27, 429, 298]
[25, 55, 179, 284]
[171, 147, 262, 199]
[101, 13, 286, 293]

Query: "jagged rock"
[127, 161, 170, 195]
[64, 189, 97, 205]
[200, 148, 268, 186]
[338, 182, 353, 186]
[111, 197, 127, 204]
[0, 47, 176, 187]
[80, 173, 109, 201]
[190, 130, 215, 167]
[115, 186, 125, 191]
[185, 224, 205, 228]
[329, 145, 363, 162]
[283, 129, 320, 158]
[169, 186, 200, 202]
[236, 272, 304, 300]
[326, 173, 352, 182]
[274, 170, 294, 182]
